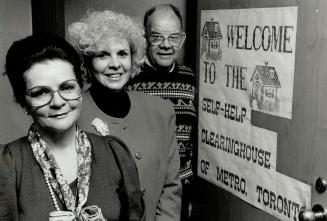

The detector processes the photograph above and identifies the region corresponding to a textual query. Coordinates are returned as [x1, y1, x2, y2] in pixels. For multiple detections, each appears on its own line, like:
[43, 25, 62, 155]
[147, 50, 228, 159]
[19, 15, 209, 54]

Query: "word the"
[225, 64, 247, 90]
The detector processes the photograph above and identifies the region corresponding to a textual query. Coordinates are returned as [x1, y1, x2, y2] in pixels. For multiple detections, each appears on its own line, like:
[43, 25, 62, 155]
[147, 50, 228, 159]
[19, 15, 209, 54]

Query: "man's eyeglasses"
[149, 33, 185, 46]
[26, 79, 82, 107]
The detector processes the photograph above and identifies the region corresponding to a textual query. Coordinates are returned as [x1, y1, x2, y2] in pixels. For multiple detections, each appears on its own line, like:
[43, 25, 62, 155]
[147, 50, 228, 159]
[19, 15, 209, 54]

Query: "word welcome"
[227, 25, 294, 53]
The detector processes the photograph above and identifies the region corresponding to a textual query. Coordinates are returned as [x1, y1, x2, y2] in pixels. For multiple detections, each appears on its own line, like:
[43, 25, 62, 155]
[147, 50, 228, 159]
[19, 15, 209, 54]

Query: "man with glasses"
[127, 4, 196, 221]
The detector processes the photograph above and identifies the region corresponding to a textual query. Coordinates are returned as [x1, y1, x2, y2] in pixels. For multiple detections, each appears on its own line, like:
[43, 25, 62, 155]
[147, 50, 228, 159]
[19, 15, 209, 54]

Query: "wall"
[0, 0, 198, 142]
[0, 0, 32, 143]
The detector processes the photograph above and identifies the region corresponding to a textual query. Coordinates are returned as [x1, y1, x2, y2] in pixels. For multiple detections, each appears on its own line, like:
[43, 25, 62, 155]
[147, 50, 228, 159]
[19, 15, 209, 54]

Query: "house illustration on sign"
[250, 63, 281, 112]
[201, 18, 223, 61]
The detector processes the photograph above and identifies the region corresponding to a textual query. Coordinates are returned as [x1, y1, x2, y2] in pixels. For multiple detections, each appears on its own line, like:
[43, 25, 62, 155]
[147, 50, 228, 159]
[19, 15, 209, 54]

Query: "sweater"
[126, 62, 197, 181]
[0, 133, 144, 221]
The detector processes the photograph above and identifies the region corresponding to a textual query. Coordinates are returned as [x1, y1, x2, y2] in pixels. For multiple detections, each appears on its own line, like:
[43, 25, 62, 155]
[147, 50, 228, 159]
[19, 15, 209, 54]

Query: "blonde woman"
[69, 10, 182, 221]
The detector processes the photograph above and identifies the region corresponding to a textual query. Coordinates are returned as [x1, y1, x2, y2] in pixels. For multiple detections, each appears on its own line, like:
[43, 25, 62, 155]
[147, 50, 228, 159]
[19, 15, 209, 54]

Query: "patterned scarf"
[28, 124, 104, 220]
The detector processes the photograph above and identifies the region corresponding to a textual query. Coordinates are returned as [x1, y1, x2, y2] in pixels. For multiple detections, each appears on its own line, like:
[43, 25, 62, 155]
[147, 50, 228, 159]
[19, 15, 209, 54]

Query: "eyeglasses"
[149, 33, 185, 46]
[26, 79, 82, 107]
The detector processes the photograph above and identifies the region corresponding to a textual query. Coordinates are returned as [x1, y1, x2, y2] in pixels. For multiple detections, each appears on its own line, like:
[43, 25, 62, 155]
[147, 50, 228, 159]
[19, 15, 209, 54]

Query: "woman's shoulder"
[1, 137, 29, 156]
[86, 132, 133, 159]
[0, 137, 30, 176]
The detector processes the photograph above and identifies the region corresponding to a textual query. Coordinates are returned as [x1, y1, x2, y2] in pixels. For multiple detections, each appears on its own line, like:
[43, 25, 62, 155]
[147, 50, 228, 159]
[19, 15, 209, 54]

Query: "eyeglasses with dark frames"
[25, 79, 82, 107]
[149, 32, 185, 46]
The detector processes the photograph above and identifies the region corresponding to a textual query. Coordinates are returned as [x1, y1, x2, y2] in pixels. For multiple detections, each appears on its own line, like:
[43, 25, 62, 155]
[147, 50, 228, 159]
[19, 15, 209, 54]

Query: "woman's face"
[91, 37, 132, 91]
[24, 59, 82, 135]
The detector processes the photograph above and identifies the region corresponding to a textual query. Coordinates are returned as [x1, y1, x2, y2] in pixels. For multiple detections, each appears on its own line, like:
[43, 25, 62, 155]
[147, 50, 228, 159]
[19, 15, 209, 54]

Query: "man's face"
[147, 11, 185, 71]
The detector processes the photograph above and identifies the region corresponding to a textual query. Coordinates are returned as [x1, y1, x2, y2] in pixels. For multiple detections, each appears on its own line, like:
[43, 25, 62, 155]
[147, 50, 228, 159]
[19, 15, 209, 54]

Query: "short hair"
[68, 10, 146, 77]
[4, 34, 84, 107]
[143, 4, 183, 34]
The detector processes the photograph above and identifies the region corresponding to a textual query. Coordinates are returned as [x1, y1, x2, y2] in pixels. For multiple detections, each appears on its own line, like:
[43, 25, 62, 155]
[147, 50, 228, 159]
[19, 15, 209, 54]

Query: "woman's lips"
[50, 112, 68, 118]
[104, 73, 123, 79]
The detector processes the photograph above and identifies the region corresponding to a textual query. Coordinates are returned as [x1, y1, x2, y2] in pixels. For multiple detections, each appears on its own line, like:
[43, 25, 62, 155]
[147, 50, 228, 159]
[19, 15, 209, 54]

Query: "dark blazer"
[0, 133, 145, 221]
[79, 91, 182, 221]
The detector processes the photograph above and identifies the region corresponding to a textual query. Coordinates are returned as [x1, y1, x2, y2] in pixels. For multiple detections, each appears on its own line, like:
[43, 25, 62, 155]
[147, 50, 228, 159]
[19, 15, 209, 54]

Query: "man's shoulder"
[175, 63, 195, 76]
[176, 63, 194, 72]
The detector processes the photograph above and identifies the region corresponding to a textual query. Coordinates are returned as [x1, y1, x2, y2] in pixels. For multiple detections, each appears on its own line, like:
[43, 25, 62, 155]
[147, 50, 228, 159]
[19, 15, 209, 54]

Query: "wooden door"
[192, 0, 327, 220]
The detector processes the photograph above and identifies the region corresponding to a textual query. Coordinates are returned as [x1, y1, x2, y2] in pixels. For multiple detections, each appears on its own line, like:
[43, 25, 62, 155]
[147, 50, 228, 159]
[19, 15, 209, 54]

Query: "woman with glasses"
[0, 34, 144, 221]
[68, 10, 182, 221]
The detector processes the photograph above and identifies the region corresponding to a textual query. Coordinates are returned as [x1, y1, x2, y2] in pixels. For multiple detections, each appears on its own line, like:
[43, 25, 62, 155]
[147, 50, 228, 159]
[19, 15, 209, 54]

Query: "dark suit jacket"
[0, 133, 145, 221]
[79, 91, 182, 221]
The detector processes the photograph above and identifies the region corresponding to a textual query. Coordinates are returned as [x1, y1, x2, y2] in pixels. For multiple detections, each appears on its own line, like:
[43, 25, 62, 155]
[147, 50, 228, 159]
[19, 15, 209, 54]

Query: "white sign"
[200, 7, 297, 119]
[198, 145, 311, 221]
[199, 114, 277, 171]
[198, 7, 312, 221]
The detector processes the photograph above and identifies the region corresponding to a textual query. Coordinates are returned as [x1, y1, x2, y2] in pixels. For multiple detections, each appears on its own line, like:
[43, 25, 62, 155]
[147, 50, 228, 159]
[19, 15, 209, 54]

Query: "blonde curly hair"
[68, 10, 146, 77]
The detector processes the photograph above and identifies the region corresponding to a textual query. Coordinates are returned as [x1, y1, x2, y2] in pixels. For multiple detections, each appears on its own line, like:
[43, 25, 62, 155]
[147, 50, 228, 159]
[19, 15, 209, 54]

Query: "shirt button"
[135, 152, 142, 160]
[140, 187, 146, 196]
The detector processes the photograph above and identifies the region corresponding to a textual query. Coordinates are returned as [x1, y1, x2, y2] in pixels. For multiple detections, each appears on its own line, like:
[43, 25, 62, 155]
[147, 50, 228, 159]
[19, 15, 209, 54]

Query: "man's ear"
[179, 32, 186, 48]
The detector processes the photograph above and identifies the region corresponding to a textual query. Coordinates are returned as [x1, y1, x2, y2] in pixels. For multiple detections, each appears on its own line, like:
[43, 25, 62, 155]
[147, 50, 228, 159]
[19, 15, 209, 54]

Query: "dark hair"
[4, 34, 84, 107]
[143, 4, 183, 34]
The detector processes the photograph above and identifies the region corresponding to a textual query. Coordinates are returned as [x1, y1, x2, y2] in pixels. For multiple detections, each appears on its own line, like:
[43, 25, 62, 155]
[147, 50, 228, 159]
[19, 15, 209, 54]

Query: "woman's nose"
[49, 91, 65, 107]
[108, 56, 120, 69]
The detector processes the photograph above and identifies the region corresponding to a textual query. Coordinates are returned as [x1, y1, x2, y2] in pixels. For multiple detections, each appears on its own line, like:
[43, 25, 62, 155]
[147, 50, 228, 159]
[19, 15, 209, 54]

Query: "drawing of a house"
[201, 19, 223, 60]
[250, 64, 281, 112]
